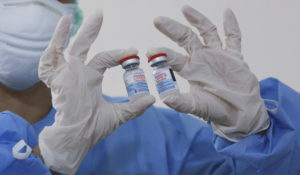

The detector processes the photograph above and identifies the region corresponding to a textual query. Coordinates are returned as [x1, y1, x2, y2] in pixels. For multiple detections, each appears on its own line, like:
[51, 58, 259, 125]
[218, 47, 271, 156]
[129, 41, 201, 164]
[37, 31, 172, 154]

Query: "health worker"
[0, 1, 299, 175]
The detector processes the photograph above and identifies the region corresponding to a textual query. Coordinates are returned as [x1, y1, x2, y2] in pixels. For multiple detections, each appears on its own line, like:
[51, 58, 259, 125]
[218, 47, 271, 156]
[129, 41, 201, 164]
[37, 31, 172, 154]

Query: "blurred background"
[77, 0, 300, 107]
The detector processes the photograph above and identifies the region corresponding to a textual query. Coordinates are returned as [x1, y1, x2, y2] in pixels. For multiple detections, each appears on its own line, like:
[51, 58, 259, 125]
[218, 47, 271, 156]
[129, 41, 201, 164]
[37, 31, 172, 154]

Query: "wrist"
[33, 145, 44, 163]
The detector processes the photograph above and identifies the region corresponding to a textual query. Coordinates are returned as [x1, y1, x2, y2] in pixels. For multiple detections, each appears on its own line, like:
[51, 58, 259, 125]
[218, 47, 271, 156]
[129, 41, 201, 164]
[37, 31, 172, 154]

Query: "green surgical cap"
[72, 0, 83, 36]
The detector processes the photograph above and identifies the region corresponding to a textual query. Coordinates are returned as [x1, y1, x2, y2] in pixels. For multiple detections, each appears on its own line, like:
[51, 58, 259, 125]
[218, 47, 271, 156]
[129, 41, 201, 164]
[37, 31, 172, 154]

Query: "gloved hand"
[147, 5, 269, 142]
[38, 12, 155, 174]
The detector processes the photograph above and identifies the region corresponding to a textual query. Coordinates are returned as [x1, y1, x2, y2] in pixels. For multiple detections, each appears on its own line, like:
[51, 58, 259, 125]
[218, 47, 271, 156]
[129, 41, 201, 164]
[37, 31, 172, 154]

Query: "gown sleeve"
[212, 78, 300, 174]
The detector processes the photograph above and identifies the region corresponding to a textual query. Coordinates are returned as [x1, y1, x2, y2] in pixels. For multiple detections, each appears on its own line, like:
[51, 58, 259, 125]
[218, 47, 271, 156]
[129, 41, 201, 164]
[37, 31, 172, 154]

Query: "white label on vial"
[154, 68, 177, 95]
[124, 71, 149, 97]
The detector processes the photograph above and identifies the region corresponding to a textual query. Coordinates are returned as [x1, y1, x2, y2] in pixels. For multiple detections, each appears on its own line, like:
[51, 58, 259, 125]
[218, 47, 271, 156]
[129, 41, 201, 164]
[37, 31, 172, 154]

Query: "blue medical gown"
[0, 111, 51, 175]
[0, 77, 299, 175]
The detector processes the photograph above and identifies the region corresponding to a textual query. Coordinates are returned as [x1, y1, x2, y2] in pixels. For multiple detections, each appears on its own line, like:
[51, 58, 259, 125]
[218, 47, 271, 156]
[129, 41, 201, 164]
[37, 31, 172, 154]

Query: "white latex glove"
[147, 5, 269, 142]
[38, 12, 155, 174]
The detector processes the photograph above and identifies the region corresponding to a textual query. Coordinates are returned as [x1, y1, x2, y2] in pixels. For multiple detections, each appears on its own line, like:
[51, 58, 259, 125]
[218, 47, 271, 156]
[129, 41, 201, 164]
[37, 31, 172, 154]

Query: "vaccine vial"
[120, 55, 150, 101]
[148, 53, 179, 99]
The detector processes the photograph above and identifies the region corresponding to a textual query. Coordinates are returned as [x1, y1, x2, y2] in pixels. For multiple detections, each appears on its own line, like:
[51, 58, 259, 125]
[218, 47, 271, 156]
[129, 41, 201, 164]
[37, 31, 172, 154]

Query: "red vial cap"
[148, 53, 167, 63]
[120, 55, 140, 64]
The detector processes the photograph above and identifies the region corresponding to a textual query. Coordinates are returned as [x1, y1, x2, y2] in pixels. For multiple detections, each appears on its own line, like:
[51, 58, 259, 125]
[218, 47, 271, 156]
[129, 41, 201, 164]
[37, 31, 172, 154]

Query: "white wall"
[78, 0, 300, 107]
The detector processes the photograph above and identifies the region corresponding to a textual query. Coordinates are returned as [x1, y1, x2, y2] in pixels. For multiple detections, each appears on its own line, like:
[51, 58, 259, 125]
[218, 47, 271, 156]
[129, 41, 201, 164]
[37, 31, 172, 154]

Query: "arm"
[148, 5, 300, 174]
[213, 78, 300, 174]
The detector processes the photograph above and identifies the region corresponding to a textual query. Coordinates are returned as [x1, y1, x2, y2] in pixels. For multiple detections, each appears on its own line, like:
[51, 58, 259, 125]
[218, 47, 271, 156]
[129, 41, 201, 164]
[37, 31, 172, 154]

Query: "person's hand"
[38, 12, 155, 174]
[147, 5, 269, 142]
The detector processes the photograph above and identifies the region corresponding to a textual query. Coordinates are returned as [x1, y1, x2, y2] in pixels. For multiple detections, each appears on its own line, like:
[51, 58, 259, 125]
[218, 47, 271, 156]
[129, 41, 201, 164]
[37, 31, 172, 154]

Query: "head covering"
[72, 0, 83, 36]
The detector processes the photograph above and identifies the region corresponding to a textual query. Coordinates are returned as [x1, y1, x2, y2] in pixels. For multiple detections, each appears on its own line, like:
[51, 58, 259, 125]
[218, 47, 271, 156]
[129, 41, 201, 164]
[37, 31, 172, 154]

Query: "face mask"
[0, 0, 76, 90]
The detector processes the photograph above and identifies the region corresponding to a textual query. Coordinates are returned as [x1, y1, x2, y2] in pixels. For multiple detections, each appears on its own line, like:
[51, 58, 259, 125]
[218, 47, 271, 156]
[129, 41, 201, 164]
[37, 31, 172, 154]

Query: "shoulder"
[260, 77, 300, 100]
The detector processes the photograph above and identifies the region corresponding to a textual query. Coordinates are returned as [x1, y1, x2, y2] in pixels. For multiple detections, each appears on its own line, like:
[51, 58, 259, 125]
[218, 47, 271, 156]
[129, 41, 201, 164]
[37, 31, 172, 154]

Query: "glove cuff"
[39, 124, 91, 175]
[211, 103, 270, 142]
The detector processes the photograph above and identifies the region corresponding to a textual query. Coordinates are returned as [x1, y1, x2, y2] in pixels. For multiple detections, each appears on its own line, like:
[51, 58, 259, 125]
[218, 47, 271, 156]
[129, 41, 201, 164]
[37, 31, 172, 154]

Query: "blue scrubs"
[0, 77, 299, 175]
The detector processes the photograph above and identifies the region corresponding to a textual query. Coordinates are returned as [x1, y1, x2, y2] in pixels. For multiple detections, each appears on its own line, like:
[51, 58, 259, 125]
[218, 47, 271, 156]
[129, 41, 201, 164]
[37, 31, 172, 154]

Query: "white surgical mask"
[0, 0, 75, 90]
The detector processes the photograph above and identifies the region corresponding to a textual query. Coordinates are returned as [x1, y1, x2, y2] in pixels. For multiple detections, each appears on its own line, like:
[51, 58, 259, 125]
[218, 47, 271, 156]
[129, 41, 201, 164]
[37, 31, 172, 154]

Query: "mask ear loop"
[263, 99, 278, 114]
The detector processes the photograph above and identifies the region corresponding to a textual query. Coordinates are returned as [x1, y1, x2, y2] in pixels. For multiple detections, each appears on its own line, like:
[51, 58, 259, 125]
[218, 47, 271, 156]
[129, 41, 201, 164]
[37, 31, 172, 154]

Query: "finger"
[163, 93, 198, 116]
[38, 16, 70, 87]
[48, 16, 72, 53]
[154, 16, 203, 54]
[223, 9, 241, 53]
[69, 10, 103, 62]
[182, 5, 222, 49]
[39, 47, 66, 87]
[146, 47, 188, 72]
[116, 95, 156, 123]
[87, 48, 138, 74]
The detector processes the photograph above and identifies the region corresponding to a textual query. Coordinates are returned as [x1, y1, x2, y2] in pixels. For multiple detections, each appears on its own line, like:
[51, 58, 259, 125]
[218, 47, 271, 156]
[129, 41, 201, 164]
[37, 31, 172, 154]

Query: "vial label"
[154, 68, 178, 95]
[124, 71, 149, 97]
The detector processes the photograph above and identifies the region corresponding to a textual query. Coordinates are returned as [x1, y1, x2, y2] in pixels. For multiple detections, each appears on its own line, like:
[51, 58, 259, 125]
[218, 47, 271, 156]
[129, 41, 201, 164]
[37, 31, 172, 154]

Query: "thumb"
[163, 93, 204, 118]
[146, 47, 188, 72]
[116, 95, 156, 123]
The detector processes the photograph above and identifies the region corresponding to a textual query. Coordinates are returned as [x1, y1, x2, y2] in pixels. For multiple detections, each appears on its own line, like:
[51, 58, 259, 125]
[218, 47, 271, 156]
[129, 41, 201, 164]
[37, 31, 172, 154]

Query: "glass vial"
[120, 55, 150, 101]
[148, 53, 179, 99]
